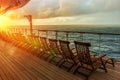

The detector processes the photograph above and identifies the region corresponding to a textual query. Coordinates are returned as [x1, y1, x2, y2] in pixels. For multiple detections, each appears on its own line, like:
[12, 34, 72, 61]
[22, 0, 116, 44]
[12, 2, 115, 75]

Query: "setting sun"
[0, 15, 11, 30]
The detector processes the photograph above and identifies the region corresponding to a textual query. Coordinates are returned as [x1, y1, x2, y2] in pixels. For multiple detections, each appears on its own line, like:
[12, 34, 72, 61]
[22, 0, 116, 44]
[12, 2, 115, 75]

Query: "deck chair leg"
[38, 52, 45, 58]
[49, 56, 56, 63]
[103, 63, 107, 73]
[86, 70, 94, 80]
[36, 51, 42, 57]
[73, 66, 80, 74]
[44, 54, 51, 60]
[111, 59, 115, 67]
[59, 60, 65, 67]
[56, 58, 64, 66]
[67, 63, 75, 72]
[101, 58, 107, 73]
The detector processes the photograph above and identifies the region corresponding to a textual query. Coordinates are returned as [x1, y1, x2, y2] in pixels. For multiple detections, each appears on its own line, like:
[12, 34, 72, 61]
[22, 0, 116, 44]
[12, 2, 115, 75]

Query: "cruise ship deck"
[0, 40, 120, 80]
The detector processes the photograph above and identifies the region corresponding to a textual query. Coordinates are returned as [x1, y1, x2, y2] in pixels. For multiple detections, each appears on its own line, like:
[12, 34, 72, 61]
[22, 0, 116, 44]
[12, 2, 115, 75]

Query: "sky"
[2, 0, 120, 25]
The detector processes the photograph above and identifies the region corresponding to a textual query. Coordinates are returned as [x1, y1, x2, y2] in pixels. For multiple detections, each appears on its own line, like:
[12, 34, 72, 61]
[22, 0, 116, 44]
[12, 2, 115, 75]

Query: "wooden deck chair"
[15, 34, 37, 53]
[39, 37, 52, 60]
[74, 41, 107, 80]
[102, 56, 115, 67]
[59, 40, 77, 72]
[48, 39, 64, 65]
[12, 33, 26, 47]
[7, 32, 17, 44]
[30, 35, 44, 56]
[0, 31, 10, 42]
[25, 35, 40, 54]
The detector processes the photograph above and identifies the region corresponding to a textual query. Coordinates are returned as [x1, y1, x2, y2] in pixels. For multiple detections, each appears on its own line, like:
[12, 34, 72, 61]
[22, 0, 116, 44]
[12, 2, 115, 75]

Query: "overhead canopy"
[0, 0, 30, 14]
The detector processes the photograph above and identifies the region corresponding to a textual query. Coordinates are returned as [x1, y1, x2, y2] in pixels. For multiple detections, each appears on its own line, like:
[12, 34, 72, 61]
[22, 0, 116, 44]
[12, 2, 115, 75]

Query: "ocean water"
[13, 25, 120, 60]
[34, 25, 120, 34]
[36, 25, 120, 59]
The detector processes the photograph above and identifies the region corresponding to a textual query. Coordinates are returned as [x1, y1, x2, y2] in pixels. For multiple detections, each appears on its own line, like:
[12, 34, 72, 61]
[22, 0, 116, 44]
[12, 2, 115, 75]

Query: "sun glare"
[0, 15, 11, 31]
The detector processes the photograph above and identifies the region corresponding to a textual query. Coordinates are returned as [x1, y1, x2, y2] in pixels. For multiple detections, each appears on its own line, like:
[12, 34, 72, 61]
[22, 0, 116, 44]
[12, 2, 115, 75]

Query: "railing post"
[55, 31, 58, 40]
[80, 33, 83, 42]
[46, 31, 48, 38]
[24, 15, 33, 35]
[37, 30, 39, 36]
[24, 28, 26, 35]
[98, 34, 102, 55]
[118, 36, 120, 56]
[66, 32, 69, 41]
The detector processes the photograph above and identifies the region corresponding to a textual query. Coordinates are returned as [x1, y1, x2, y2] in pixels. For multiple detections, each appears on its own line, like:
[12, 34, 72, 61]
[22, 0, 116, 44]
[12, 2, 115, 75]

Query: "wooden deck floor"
[0, 40, 120, 80]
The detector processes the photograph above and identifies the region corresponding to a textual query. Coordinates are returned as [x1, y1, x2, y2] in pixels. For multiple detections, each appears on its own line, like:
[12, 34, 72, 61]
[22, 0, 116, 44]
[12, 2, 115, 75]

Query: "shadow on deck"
[0, 40, 120, 80]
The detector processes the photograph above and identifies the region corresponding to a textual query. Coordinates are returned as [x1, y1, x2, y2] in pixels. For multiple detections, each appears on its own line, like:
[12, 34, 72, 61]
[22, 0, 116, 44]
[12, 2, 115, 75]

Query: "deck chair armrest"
[71, 48, 77, 54]
[98, 54, 107, 58]
[71, 48, 75, 50]
[90, 54, 97, 57]
[93, 54, 107, 62]
[96, 54, 107, 58]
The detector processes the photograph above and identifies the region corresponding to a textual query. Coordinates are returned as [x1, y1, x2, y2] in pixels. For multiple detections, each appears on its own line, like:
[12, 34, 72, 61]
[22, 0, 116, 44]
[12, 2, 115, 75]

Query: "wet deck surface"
[0, 40, 120, 80]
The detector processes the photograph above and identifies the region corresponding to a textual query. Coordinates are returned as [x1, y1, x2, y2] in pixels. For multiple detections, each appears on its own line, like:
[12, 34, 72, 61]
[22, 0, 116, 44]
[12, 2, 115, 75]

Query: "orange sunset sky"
[0, 0, 120, 26]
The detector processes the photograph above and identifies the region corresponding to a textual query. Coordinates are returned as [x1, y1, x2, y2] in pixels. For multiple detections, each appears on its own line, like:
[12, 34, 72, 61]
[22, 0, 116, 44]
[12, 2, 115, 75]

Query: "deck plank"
[0, 55, 16, 80]
[0, 52, 30, 80]
[0, 40, 120, 80]
[0, 41, 81, 80]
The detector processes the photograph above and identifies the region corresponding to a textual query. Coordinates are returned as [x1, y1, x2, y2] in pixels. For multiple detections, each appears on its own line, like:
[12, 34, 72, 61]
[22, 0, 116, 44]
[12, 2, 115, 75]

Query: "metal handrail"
[5, 28, 120, 60]
[37, 29, 120, 35]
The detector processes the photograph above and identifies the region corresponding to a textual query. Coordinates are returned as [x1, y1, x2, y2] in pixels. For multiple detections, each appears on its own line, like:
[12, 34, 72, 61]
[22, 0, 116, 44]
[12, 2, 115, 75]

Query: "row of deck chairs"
[0, 31, 115, 80]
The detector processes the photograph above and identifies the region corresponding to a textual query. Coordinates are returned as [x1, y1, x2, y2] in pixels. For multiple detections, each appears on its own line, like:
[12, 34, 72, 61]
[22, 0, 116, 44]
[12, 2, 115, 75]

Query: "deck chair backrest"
[33, 36, 42, 47]
[12, 33, 18, 40]
[26, 35, 34, 44]
[49, 39, 63, 55]
[74, 41, 92, 64]
[1, 32, 10, 41]
[40, 37, 50, 50]
[59, 40, 74, 60]
[18, 35, 26, 42]
[14, 33, 23, 41]
[29, 35, 39, 47]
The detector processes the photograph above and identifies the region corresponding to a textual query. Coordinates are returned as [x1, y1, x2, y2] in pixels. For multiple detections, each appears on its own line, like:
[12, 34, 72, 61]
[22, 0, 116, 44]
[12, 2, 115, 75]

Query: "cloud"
[10, 0, 120, 18]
